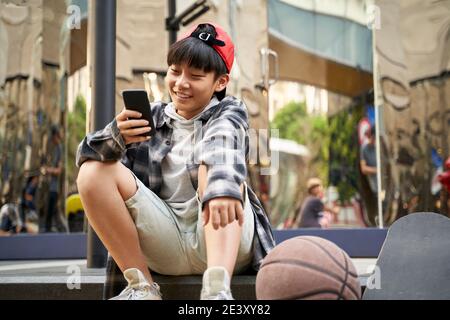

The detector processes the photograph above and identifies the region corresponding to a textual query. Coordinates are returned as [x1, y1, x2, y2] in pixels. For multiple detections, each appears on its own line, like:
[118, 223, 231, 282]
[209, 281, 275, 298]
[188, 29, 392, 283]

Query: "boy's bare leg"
[198, 164, 244, 277]
[77, 160, 153, 283]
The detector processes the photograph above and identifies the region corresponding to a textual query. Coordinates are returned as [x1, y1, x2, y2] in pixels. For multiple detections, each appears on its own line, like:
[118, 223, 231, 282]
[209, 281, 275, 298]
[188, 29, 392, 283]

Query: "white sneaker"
[200, 266, 234, 300]
[109, 268, 162, 300]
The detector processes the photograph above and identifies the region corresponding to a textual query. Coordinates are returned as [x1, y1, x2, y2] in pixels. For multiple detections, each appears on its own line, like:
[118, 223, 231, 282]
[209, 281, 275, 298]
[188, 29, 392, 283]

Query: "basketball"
[256, 236, 361, 300]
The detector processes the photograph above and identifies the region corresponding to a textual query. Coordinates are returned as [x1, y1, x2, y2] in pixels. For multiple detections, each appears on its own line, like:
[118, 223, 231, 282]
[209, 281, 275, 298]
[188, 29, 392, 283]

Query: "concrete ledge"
[0, 233, 87, 260]
[154, 275, 257, 300]
[0, 275, 255, 300]
[273, 228, 387, 257]
[0, 282, 103, 300]
[0, 259, 373, 300]
[0, 274, 370, 300]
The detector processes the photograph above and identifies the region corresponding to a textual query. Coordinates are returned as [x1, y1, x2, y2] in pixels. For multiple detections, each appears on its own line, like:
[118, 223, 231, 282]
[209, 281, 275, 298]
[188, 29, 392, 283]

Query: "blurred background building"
[0, 0, 449, 236]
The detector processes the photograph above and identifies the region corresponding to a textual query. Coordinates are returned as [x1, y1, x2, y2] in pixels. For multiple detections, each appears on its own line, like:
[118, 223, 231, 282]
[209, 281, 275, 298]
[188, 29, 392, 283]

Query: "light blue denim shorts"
[124, 172, 255, 275]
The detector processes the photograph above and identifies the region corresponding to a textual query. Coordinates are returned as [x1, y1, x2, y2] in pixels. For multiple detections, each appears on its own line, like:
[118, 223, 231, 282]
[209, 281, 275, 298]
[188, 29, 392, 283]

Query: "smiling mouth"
[175, 92, 192, 99]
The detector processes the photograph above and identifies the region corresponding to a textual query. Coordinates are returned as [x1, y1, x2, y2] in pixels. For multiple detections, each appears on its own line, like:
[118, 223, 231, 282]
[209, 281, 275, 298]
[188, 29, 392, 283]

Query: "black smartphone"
[121, 89, 155, 137]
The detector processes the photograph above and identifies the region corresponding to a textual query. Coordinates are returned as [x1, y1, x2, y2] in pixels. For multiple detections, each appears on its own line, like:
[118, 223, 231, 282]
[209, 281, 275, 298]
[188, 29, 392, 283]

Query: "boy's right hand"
[116, 108, 152, 145]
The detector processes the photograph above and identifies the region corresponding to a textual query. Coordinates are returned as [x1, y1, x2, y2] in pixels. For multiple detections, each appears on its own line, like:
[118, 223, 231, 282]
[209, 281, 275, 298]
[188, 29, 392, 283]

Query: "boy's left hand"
[203, 197, 244, 230]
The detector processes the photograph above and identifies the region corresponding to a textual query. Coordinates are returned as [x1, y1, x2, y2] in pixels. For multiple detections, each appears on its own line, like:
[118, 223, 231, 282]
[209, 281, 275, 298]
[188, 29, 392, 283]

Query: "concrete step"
[0, 260, 257, 300]
[0, 259, 373, 300]
[145, 275, 256, 300]
[0, 275, 256, 300]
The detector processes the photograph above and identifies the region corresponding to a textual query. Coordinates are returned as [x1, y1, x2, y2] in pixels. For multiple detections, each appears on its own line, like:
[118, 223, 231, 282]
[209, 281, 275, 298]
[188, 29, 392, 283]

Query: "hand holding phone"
[116, 89, 155, 145]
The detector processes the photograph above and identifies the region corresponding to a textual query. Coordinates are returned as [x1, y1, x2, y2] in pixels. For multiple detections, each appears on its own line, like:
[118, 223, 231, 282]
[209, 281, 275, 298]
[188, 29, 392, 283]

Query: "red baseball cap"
[179, 22, 235, 73]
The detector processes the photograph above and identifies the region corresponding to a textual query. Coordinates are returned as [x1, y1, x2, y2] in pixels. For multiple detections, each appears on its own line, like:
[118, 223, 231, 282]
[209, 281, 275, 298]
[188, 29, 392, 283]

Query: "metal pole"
[372, 25, 384, 228]
[166, 0, 210, 48]
[87, 0, 116, 268]
[439, 80, 449, 215]
[167, 0, 177, 46]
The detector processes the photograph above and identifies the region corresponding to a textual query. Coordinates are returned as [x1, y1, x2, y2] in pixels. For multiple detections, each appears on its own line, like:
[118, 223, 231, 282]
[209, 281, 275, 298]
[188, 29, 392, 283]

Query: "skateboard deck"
[363, 212, 450, 299]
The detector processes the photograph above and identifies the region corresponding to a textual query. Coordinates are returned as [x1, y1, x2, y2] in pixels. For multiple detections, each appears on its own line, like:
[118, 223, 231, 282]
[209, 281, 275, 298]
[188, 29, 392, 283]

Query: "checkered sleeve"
[75, 119, 127, 167]
[195, 99, 249, 209]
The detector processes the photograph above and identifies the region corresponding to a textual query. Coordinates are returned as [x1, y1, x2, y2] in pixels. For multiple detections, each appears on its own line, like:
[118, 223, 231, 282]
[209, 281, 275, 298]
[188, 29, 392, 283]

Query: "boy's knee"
[78, 160, 136, 202]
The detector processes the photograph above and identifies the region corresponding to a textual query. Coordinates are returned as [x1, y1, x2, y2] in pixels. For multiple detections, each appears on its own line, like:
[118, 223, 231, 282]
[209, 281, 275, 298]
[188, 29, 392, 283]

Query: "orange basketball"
[256, 236, 361, 300]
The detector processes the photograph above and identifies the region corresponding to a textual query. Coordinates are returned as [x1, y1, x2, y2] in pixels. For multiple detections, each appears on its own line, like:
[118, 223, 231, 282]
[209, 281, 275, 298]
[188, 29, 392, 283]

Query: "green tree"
[328, 105, 364, 203]
[270, 101, 329, 183]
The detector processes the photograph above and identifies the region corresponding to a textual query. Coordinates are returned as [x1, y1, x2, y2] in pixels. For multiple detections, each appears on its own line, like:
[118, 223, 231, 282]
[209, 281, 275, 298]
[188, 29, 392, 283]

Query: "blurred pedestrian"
[0, 201, 22, 235]
[360, 126, 378, 195]
[294, 178, 338, 228]
[41, 125, 68, 233]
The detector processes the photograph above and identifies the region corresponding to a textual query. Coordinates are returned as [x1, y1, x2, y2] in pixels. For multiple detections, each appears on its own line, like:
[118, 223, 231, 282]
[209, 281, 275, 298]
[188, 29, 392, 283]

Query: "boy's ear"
[215, 74, 230, 92]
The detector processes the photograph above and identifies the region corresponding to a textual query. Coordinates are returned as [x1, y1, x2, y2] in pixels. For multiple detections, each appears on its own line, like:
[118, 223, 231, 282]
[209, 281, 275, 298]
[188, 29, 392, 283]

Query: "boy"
[76, 23, 274, 300]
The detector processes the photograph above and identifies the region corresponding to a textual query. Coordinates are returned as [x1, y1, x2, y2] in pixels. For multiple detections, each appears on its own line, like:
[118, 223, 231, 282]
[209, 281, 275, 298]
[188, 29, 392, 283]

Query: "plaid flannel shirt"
[76, 95, 275, 271]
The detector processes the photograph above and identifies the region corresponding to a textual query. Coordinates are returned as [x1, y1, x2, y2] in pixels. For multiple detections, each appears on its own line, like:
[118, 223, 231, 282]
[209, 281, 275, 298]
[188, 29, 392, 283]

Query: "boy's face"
[166, 63, 229, 120]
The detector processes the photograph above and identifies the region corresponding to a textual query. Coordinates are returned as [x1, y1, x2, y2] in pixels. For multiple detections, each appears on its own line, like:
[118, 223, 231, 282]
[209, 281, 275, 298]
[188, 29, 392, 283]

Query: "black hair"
[167, 24, 228, 80]
[51, 124, 61, 138]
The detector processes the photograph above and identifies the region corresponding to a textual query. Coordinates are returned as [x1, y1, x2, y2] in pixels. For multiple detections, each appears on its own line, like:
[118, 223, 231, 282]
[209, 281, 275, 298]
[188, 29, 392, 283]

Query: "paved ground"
[0, 259, 104, 283]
